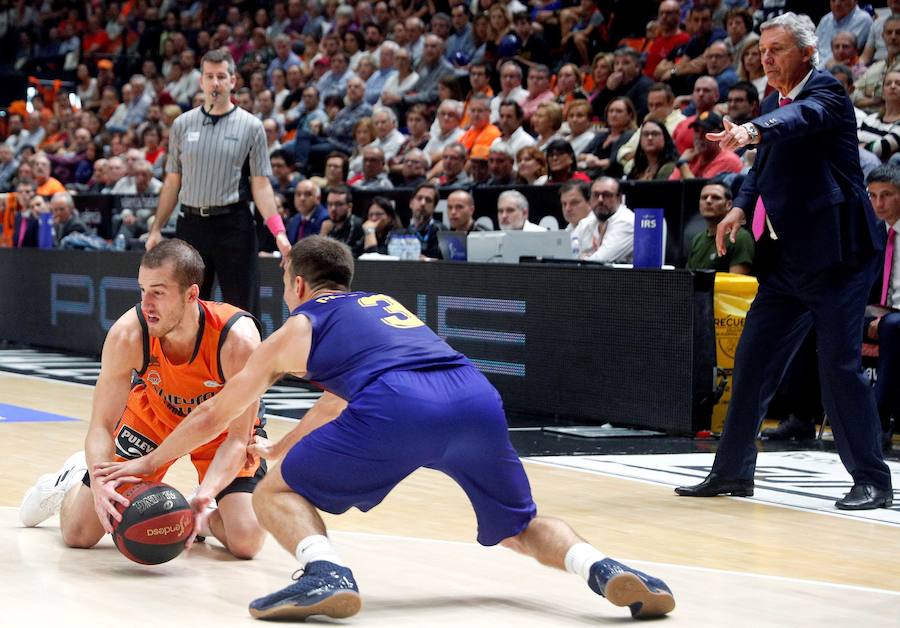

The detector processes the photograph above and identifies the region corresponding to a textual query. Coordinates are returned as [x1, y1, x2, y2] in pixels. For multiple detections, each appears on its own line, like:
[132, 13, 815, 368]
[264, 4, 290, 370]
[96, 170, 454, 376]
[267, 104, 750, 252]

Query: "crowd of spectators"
[0, 0, 895, 266]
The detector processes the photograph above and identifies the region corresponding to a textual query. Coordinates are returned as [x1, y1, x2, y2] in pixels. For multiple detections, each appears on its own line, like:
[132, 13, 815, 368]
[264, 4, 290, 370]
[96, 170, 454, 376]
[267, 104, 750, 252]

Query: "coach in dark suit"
[676, 13, 893, 509]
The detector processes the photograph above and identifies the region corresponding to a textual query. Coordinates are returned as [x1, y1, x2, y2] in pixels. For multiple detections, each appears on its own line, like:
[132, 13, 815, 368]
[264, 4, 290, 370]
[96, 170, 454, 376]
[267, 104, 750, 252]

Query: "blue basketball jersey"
[292, 291, 470, 399]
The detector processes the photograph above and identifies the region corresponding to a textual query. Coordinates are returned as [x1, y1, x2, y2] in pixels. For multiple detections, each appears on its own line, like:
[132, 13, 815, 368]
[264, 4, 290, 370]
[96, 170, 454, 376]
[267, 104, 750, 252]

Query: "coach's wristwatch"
[741, 123, 759, 144]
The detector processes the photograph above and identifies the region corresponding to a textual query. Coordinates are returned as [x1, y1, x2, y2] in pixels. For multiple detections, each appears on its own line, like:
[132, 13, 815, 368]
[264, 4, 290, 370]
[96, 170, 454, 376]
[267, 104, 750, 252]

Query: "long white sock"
[564, 542, 607, 582]
[294, 534, 344, 568]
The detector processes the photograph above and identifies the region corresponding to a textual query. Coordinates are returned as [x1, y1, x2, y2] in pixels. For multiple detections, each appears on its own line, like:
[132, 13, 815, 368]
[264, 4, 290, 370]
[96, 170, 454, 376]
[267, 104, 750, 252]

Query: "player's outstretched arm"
[86, 309, 146, 532]
[193, 316, 262, 504]
[95, 314, 313, 481]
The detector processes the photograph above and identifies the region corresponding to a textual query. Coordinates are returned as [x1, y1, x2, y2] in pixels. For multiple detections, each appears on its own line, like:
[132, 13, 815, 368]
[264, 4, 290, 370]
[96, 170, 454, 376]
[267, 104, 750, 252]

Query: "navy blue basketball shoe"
[248, 560, 361, 620]
[588, 558, 675, 618]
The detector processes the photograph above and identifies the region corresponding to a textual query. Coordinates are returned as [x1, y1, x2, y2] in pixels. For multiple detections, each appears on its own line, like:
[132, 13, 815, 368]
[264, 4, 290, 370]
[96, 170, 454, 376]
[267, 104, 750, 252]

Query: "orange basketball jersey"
[125, 300, 261, 432]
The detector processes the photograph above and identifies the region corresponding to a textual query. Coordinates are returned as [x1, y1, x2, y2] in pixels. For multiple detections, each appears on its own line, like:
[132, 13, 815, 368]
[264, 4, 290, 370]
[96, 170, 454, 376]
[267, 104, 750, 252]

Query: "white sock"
[294, 534, 344, 569]
[564, 543, 607, 582]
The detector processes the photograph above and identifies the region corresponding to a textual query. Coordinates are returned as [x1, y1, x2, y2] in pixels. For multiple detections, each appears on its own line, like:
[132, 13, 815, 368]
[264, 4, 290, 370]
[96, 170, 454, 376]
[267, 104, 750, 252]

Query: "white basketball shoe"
[19, 451, 88, 527]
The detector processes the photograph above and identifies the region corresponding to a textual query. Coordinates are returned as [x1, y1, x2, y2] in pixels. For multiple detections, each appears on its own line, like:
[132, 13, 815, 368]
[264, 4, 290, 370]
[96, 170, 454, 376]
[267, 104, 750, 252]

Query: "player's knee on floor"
[61, 522, 104, 549]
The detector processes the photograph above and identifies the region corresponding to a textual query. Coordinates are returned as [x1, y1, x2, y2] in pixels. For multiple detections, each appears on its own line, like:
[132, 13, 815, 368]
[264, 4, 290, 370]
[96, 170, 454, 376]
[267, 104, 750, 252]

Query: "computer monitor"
[466, 231, 575, 263]
[437, 230, 468, 261]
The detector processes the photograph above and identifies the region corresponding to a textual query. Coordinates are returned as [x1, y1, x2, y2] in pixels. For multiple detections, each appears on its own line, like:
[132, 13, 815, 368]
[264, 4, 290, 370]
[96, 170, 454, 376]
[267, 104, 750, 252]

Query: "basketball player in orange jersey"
[19, 239, 267, 559]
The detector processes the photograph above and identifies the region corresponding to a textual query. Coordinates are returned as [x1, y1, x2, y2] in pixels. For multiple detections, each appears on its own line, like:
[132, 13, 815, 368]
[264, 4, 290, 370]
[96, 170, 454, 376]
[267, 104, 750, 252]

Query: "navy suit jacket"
[12, 213, 38, 248]
[735, 70, 882, 275]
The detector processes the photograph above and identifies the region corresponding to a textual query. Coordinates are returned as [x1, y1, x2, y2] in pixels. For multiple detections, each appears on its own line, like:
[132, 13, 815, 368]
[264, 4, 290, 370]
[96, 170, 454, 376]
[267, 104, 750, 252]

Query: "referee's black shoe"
[675, 473, 754, 497]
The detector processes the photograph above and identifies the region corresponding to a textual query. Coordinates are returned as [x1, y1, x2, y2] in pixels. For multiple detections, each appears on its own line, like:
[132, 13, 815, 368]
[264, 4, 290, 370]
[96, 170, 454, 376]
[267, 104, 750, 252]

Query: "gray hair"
[405, 148, 430, 168]
[372, 105, 398, 125]
[380, 40, 399, 55]
[498, 189, 529, 213]
[439, 99, 463, 117]
[866, 164, 900, 188]
[50, 191, 75, 208]
[760, 11, 819, 67]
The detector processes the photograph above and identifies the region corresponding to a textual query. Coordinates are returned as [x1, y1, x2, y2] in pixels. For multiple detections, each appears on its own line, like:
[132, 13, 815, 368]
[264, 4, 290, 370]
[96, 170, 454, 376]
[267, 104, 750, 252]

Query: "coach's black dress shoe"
[674, 473, 754, 497]
[834, 484, 893, 510]
[760, 415, 815, 441]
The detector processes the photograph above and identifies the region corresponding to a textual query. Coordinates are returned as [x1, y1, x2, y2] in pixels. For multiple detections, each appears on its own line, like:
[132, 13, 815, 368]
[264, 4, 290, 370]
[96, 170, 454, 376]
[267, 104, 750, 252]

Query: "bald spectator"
[86, 158, 109, 193]
[32, 154, 66, 197]
[399, 148, 429, 187]
[497, 190, 546, 232]
[286, 180, 329, 243]
[447, 190, 488, 233]
[264, 118, 283, 156]
[672, 76, 720, 153]
[111, 149, 146, 194]
[49, 192, 88, 246]
[352, 146, 394, 190]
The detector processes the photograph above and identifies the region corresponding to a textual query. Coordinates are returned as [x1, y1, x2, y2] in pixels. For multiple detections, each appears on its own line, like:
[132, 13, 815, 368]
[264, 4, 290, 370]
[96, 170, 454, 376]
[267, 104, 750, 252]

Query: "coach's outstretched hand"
[715, 207, 748, 256]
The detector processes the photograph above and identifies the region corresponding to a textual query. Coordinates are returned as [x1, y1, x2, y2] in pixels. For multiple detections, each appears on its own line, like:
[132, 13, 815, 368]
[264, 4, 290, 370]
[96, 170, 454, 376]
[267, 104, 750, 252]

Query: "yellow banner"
[712, 273, 758, 432]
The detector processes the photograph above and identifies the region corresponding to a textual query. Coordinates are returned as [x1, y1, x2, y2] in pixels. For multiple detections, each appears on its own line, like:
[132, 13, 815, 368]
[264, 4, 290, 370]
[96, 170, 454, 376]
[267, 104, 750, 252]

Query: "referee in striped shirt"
[145, 50, 291, 316]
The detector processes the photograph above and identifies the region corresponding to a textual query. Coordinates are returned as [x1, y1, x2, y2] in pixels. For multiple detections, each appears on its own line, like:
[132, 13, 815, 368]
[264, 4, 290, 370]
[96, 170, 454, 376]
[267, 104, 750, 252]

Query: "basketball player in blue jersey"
[97, 236, 675, 621]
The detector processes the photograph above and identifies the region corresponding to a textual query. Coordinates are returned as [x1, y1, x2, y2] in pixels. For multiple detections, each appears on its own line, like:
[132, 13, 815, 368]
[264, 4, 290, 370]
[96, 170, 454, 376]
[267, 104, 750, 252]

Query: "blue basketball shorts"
[280, 365, 537, 546]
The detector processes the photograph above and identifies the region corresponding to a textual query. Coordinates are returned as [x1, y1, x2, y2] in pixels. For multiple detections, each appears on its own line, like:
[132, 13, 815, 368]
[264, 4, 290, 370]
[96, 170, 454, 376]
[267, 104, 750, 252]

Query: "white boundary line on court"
[2, 507, 897, 597]
[522, 457, 900, 528]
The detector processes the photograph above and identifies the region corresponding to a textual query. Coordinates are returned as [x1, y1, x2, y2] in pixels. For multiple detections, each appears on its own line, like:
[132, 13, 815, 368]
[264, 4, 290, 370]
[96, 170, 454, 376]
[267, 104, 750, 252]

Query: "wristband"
[265, 213, 286, 236]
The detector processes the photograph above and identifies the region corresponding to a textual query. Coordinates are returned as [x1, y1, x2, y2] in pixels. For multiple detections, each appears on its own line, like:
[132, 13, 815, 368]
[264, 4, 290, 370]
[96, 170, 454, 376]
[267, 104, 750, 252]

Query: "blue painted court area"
[0, 403, 78, 423]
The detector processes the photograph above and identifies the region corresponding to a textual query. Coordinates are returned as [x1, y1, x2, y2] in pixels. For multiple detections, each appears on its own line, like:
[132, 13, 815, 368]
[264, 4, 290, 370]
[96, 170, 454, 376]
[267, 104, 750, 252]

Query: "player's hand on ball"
[90, 475, 133, 534]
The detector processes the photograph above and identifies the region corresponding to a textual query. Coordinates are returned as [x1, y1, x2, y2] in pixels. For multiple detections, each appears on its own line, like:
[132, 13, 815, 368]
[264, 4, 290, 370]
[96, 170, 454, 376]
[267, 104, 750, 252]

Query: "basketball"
[112, 482, 194, 565]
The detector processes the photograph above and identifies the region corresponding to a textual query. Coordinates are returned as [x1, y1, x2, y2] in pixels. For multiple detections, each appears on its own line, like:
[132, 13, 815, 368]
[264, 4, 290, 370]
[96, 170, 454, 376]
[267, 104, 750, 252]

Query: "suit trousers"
[711, 255, 892, 490]
[175, 206, 260, 317]
[875, 312, 900, 431]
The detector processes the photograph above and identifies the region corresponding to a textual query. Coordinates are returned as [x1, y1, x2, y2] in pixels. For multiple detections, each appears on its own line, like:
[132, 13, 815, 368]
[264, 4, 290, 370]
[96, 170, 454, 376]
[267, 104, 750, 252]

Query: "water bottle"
[114, 233, 127, 251]
[407, 233, 422, 260]
[38, 212, 54, 249]
[387, 233, 403, 258]
[570, 232, 581, 258]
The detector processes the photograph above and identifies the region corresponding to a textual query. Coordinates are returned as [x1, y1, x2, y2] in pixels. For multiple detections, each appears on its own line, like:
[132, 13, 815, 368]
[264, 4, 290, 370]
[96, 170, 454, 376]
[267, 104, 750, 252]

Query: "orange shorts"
[108, 404, 266, 498]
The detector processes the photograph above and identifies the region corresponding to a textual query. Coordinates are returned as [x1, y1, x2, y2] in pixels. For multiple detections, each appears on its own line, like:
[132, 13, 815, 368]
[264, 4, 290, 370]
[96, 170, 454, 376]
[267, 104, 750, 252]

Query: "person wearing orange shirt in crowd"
[33, 153, 67, 197]
[644, 1, 691, 78]
[458, 94, 501, 156]
[671, 76, 720, 154]
[1, 180, 36, 248]
[460, 63, 495, 129]
[668, 112, 742, 180]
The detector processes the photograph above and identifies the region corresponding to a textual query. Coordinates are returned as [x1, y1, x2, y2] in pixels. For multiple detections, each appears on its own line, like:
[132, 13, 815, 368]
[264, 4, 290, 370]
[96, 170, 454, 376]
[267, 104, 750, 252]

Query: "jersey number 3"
[358, 294, 425, 329]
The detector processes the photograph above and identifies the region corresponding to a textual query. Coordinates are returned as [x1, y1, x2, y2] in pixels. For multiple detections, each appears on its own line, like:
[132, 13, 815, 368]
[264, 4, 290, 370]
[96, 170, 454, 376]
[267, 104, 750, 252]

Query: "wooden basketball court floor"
[2, 371, 899, 627]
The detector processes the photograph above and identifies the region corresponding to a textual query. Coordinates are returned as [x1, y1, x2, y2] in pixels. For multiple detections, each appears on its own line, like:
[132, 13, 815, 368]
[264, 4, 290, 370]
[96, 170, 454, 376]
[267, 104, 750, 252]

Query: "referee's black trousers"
[176, 207, 259, 317]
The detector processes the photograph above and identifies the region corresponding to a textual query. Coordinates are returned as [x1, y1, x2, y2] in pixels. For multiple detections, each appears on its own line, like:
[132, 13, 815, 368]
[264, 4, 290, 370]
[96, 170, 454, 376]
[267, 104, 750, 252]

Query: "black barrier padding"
[0, 250, 714, 435]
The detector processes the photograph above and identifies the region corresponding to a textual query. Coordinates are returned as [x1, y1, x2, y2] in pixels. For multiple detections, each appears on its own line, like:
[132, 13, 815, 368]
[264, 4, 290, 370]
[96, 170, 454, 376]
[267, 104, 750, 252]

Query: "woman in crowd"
[516, 146, 549, 185]
[75, 63, 99, 110]
[141, 125, 166, 170]
[581, 96, 636, 175]
[545, 138, 591, 184]
[347, 117, 377, 180]
[586, 53, 614, 103]
[738, 39, 769, 98]
[362, 196, 403, 254]
[565, 100, 596, 157]
[344, 30, 365, 71]
[555, 63, 589, 115]
[390, 104, 431, 176]
[627, 119, 679, 181]
[859, 70, 900, 161]
[470, 12, 490, 65]
[271, 67, 290, 113]
[532, 101, 564, 152]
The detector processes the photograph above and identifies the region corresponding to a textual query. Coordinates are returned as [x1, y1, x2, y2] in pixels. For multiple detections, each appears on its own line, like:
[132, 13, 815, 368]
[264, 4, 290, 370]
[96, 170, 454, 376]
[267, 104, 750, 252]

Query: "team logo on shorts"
[116, 425, 159, 460]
